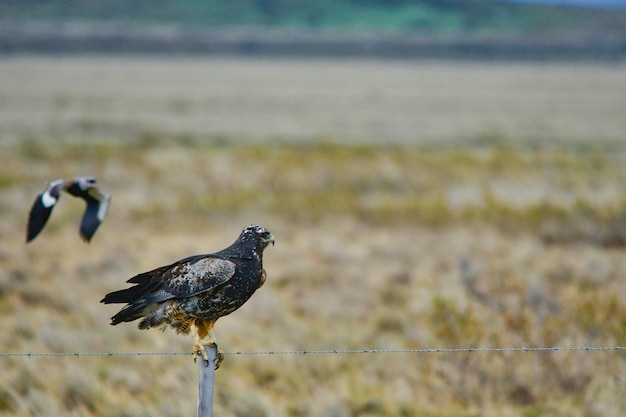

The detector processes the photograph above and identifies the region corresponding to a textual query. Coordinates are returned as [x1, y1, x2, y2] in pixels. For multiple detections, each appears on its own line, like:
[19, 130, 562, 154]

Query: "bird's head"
[74, 176, 97, 191]
[241, 224, 275, 251]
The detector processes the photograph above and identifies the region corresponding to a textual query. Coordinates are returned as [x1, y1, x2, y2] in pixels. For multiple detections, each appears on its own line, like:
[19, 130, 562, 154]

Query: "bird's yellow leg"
[192, 320, 224, 369]
[191, 320, 209, 363]
[204, 324, 224, 369]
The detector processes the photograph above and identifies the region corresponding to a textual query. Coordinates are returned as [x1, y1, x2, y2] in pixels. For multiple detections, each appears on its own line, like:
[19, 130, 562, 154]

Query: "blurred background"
[1, 0, 626, 59]
[1, 1, 625, 416]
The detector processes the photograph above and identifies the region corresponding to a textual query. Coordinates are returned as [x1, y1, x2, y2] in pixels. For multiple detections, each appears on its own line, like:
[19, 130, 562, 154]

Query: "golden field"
[0, 57, 625, 417]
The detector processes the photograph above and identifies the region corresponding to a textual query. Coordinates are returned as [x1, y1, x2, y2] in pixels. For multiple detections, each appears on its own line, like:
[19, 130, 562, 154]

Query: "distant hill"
[1, 0, 625, 59]
[2, 0, 626, 34]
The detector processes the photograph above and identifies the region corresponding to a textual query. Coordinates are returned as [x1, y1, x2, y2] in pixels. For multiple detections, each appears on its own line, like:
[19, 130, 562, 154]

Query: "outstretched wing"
[26, 181, 64, 243]
[102, 255, 237, 325]
[78, 187, 111, 242]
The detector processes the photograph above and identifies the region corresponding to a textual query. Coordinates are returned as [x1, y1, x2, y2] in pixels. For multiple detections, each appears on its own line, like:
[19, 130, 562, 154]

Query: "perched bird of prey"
[26, 176, 111, 243]
[101, 224, 274, 369]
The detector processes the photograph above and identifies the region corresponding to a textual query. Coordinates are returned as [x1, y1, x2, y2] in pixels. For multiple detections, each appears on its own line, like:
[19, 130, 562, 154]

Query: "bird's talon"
[200, 341, 224, 370]
[215, 352, 224, 370]
[193, 344, 209, 364]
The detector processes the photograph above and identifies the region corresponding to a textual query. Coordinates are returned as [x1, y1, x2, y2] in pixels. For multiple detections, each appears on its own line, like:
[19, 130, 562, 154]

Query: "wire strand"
[1, 346, 624, 358]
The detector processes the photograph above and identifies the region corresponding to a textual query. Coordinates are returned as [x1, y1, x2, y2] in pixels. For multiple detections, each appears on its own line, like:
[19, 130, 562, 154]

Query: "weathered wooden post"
[197, 346, 217, 417]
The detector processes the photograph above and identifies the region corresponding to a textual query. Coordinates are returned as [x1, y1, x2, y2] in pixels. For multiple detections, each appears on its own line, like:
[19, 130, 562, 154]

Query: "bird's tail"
[101, 285, 145, 304]
[108, 302, 150, 325]
[101, 271, 162, 304]
[101, 272, 163, 325]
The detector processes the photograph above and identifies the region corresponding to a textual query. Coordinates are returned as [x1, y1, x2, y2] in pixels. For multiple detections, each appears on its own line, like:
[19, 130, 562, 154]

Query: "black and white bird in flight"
[26, 176, 111, 243]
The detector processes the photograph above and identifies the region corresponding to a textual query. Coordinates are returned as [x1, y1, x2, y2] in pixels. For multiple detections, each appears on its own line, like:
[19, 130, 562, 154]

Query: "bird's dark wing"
[158, 256, 237, 298]
[78, 187, 111, 242]
[102, 256, 237, 324]
[26, 181, 63, 243]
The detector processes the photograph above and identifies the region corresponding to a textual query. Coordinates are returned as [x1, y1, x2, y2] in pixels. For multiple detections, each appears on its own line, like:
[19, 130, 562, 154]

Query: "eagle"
[101, 224, 274, 369]
[26, 176, 111, 243]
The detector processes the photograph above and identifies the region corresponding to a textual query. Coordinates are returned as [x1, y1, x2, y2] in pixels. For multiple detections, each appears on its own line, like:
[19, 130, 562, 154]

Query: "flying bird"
[101, 224, 274, 369]
[26, 176, 111, 243]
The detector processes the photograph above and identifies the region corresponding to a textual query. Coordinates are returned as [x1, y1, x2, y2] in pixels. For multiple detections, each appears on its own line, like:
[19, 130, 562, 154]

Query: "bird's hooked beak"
[265, 233, 275, 247]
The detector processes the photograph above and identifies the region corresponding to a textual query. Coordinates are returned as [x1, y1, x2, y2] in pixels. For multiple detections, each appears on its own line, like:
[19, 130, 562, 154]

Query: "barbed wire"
[1, 345, 624, 358]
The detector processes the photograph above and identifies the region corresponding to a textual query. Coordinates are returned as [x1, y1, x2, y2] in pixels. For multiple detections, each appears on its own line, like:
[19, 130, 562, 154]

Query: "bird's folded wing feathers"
[103, 257, 238, 306]
[160, 257, 237, 297]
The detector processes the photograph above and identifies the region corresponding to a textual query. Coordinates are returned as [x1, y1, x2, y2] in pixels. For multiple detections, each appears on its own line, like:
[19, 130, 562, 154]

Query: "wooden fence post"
[197, 346, 217, 417]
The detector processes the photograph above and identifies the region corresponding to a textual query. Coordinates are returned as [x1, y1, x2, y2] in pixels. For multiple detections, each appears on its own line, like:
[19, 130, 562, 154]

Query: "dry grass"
[0, 57, 625, 417]
[1, 57, 626, 146]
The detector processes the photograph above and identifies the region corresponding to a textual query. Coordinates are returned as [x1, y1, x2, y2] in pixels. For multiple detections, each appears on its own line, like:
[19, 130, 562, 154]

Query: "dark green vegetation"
[2, 0, 626, 34]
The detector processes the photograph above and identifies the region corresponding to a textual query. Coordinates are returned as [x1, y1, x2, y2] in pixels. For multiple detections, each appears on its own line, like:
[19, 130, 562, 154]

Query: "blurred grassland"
[0, 57, 625, 417]
[6, 140, 626, 239]
[2, 57, 626, 146]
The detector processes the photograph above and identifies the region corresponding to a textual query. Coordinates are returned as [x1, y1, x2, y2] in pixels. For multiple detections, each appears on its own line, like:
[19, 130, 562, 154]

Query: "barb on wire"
[0, 346, 624, 358]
